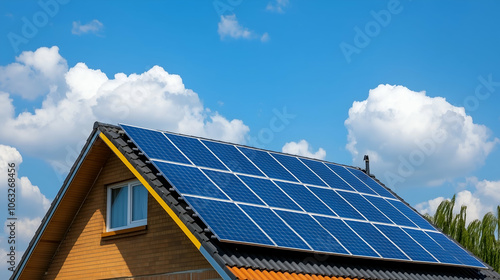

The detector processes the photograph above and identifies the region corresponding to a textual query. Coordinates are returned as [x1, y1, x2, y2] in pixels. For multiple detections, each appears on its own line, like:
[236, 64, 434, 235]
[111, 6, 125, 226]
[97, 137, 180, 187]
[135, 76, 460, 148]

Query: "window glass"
[132, 185, 147, 221]
[110, 186, 128, 229]
[107, 181, 147, 231]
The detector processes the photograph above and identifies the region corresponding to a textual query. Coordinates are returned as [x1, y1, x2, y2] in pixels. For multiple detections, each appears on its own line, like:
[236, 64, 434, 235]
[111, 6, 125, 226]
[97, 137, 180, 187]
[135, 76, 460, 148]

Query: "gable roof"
[12, 122, 500, 280]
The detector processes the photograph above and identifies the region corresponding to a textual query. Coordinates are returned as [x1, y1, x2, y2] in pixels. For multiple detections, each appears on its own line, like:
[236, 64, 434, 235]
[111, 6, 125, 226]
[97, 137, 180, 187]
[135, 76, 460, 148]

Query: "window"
[107, 181, 148, 231]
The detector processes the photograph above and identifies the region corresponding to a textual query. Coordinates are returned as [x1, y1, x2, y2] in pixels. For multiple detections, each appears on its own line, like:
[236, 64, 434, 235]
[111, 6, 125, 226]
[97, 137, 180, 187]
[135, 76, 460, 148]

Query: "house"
[11, 122, 500, 280]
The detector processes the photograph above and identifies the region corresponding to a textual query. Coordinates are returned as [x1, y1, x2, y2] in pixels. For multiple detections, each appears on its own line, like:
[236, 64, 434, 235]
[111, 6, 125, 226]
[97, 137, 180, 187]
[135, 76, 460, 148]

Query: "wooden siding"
[29, 146, 214, 279]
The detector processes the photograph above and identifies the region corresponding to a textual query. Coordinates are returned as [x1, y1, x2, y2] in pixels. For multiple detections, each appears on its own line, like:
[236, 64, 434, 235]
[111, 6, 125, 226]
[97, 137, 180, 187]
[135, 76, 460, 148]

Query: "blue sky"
[1, 0, 500, 276]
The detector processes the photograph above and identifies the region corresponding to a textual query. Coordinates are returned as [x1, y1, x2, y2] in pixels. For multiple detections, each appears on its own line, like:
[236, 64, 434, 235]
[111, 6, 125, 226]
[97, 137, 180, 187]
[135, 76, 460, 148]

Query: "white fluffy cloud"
[345, 84, 499, 189]
[282, 139, 326, 160]
[266, 0, 289, 13]
[0, 47, 250, 176]
[416, 177, 500, 224]
[0, 46, 68, 99]
[218, 14, 269, 42]
[72, 19, 104, 35]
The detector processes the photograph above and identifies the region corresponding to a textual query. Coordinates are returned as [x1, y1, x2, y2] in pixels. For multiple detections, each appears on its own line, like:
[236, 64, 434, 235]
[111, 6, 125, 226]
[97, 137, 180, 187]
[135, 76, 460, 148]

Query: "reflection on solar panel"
[120, 124, 487, 269]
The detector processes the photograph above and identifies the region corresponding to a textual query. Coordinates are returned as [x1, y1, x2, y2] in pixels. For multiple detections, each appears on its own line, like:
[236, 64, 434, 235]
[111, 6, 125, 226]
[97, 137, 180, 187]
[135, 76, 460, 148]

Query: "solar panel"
[120, 124, 487, 269]
[338, 191, 393, 224]
[164, 133, 228, 170]
[121, 125, 190, 164]
[345, 220, 409, 260]
[314, 216, 379, 258]
[184, 196, 274, 246]
[202, 170, 264, 205]
[364, 196, 417, 228]
[274, 181, 336, 216]
[238, 205, 311, 250]
[308, 187, 365, 220]
[300, 158, 356, 192]
[348, 168, 397, 199]
[153, 161, 228, 199]
[202, 140, 264, 176]
[237, 175, 301, 211]
[238, 147, 298, 182]
[275, 210, 349, 254]
[403, 228, 462, 265]
[388, 200, 435, 230]
[326, 163, 378, 195]
[375, 224, 436, 262]
[426, 231, 486, 268]
[271, 153, 326, 186]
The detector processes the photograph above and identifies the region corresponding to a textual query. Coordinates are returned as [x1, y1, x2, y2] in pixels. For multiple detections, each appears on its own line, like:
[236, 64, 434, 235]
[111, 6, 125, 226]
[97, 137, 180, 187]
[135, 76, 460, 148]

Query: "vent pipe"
[363, 155, 370, 176]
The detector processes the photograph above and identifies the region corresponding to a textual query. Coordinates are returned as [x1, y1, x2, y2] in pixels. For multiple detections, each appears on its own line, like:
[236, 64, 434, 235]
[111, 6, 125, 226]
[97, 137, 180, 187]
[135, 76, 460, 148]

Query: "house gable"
[44, 152, 215, 279]
[13, 126, 224, 280]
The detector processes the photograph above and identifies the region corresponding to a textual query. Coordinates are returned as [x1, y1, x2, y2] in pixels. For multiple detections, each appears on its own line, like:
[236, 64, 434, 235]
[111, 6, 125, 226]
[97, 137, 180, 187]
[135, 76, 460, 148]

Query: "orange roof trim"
[229, 267, 363, 280]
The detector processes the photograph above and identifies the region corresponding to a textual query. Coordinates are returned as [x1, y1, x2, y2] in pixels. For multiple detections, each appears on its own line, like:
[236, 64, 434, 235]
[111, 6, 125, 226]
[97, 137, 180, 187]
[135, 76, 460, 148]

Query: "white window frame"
[106, 180, 148, 232]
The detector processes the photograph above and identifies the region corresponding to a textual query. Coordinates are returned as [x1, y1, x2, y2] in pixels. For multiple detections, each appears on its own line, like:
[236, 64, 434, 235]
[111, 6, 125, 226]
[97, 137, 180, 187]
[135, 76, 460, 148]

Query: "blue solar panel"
[308, 187, 365, 220]
[346, 221, 408, 260]
[120, 124, 486, 269]
[238, 147, 297, 182]
[202, 140, 264, 176]
[184, 196, 274, 246]
[375, 225, 436, 262]
[239, 205, 311, 251]
[326, 164, 377, 195]
[314, 216, 379, 258]
[202, 170, 265, 205]
[348, 168, 396, 199]
[121, 125, 190, 164]
[364, 196, 417, 228]
[165, 133, 228, 170]
[426, 231, 486, 268]
[403, 228, 462, 265]
[271, 153, 326, 186]
[237, 175, 301, 211]
[153, 161, 228, 199]
[274, 182, 336, 216]
[388, 200, 435, 230]
[300, 158, 356, 192]
[339, 191, 392, 224]
[276, 210, 349, 254]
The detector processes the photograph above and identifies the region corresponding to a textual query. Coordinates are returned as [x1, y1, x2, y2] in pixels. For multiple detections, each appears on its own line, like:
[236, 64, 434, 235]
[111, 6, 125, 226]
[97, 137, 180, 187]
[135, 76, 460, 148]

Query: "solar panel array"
[120, 124, 487, 269]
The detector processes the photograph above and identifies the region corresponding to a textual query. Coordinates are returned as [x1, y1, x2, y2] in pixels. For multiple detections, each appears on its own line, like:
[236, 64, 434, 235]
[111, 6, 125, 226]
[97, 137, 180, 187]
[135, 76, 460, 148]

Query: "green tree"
[428, 196, 500, 272]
